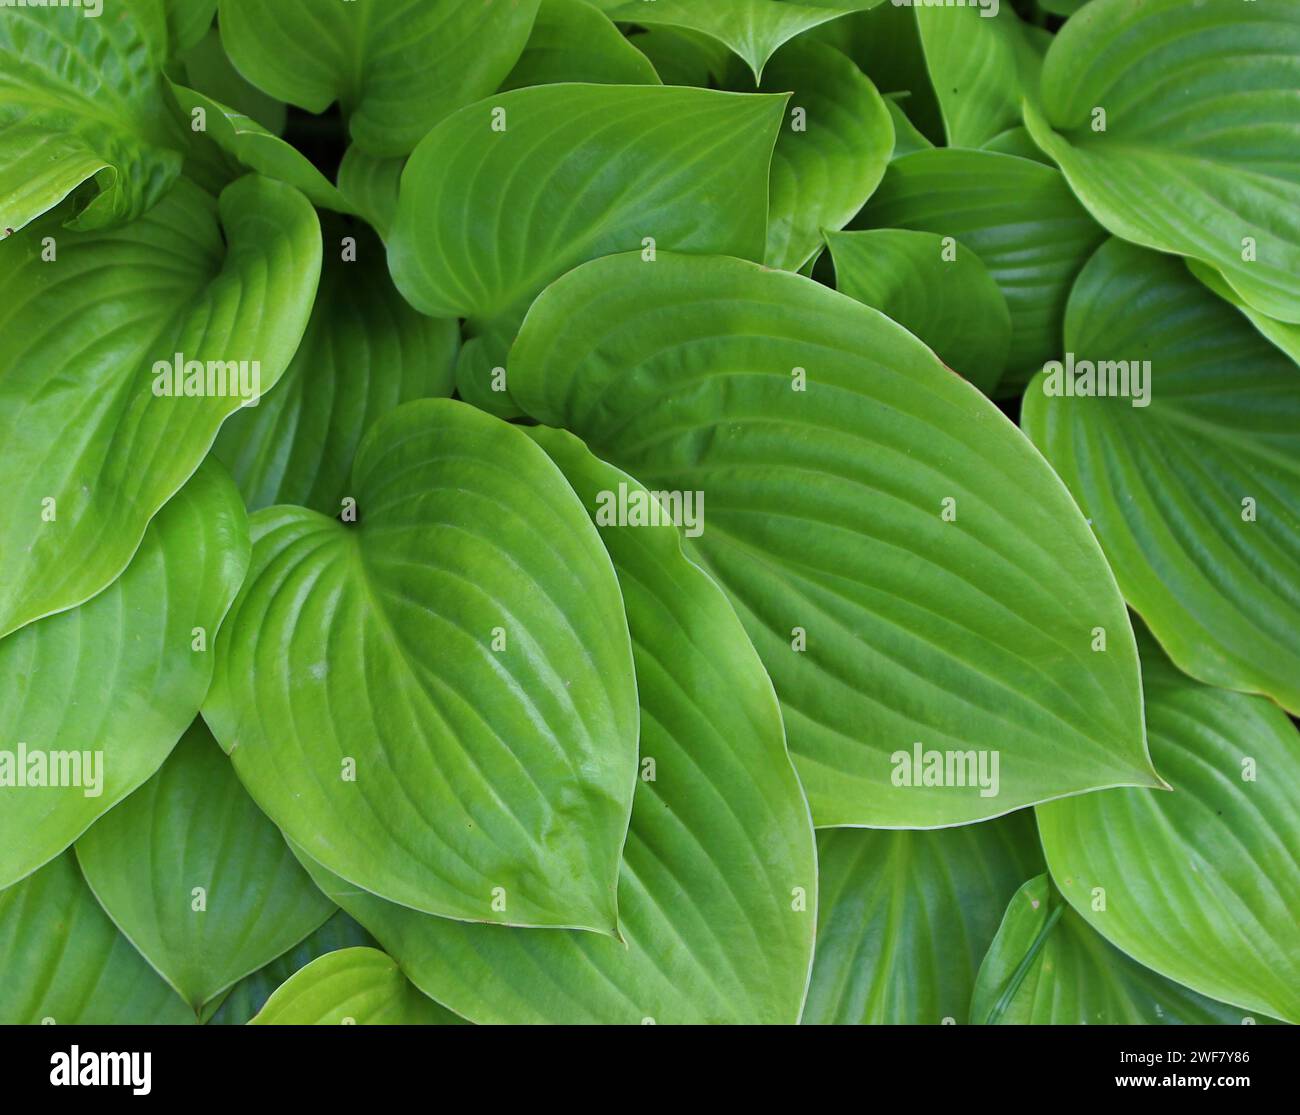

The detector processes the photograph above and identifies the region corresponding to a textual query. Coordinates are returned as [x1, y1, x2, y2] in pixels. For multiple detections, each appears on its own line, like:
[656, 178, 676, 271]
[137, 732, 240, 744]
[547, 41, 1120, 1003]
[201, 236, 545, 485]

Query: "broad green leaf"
[388, 83, 786, 415]
[0, 461, 248, 891]
[177, 26, 286, 134]
[804, 813, 1043, 1024]
[250, 948, 463, 1025]
[0, 175, 321, 639]
[971, 875, 1266, 1025]
[206, 911, 375, 1025]
[169, 84, 352, 212]
[337, 146, 403, 240]
[76, 720, 336, 1012]
[0, 852, 193, 1024]
[0, 2, 183, 233]
[604, 0, 885, 82]
[165, 0, 217, 58]
[214, 224, 459, 515]
[1023, 0, 1300, 323]
[509, 251, 1160, 828]
[1036, 636, 1300, 1024]
[501, 0, 661, 90]
[825, 228, 1012, 394]
[885, 97, 934, 159]
[1022, 239, 1300, 713]
[981, 125, 1054, 166]
[217, 0, 542, 157]
[915, 1, 1044, 148]
[293, 427, 818, 1023]
[628, 27, 733, 86]
[1187, 258, 1300, 369]
[748, 40, 893, 271]
[856, 148, 1105, 383]
[203, 399, 638, 933]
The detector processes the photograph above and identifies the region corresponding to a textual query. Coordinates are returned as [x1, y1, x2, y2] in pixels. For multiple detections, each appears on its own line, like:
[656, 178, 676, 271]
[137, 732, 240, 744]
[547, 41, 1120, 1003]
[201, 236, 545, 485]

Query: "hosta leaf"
[825, 228, 1011, 394]
[604, 0, 884, 82]
[165, 0, 217, 58]
[0, 174, 320, 639]
[169, 84, 352, 212]
[203, 399, 638, 933]
[971, 875, 1266, 1025]
[388, 83, 785, 415]
[502, 0, 661, 90]
[293, 428, 818, 1024]
[75, 719, 335, 1012]
[1036, 636, 1300, 1024]
[214, 225, 458, 515]
[337, 147, 403, 240]
[206, 910, 375, 1025]
[804, 813, 1043, 1024]
[250, 948, 463, 1025]
[627, 26, 732, 86]
[509, 251, 1160, 827]
[217, 0, 542, 157]
[0, 461, 247, 890]
[0, 852, 193, 1024]
[750, 40, 893, 271]
[1187, 259, 1300, 369]
[856, 148, 1105, 383]
[1023, 0, 1300, 323]
[1021, 239, 1300, 712]
[915, 1, 1044, 148]
[176, 26, 286, 134]
[885, 98, 934, 159]
[0, 2, 183, 233]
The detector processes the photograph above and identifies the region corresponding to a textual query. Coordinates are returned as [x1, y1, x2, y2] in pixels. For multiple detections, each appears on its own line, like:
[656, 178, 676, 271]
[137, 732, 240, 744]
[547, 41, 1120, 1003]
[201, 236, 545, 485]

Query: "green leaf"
[750, 40, 893, 271]
[165, 0, 218, 58]
[627, 26, 733, 86]
[250, 948, 464, 1025]
[971, 875, 1267, 1025]
[826, 228, 1012, 394]
[388, 83, 786, 415]
[501, 0, 662, 90]
[205, 910, 375, 1025]
[885, 97, 934, 159]
[217, 0, 542, 157]
[1022, 239, 1300, 713]
[214, 223, 459, 515]
[0, 852, 193, 1024]
[509, 251, 1160, 827]
[1023, 0, 1300, 323]
[169, 84, 353, 212]
[856, 147, 1105, 382]
[291, 427, 817, 1023]
[336, 146, 404, 241]
[805, 813, 1043, 1024]
[0, 2, 183, 233]
[605, 0, 884, 82]
[177, 26, 286, 134]
[0, 175, 321, 639]
[203, 399, 638, 933]
[915, 0, 1044, 148]
[75, 719, 336, 1012]
[0, 461, 248, 891]
[1036, 636, 1300, 1024]
[1187, 258, 1300, 369]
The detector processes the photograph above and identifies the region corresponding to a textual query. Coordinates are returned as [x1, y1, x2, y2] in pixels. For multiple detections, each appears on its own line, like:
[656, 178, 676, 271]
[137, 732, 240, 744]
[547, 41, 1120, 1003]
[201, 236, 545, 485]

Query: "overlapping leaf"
[1022, 239, 1300, 712]
[203, 399, 638, 932]
[0, 461, 247, 890]
[293, 429, 818, 1024]
[387, 83, 785, 414]
[1024, 0, 1300, 323]
[1036, 637, 1300, 1024]
[0, 174, 320, 639]
[804, 814, 1042, 1024]
[76, 719, 336, 1012]
[509, 251, 1159, 827]
[217, 0, 542, 157]
[0, 852, 193, 1024]
[502, 0, 661, 89]
[0, 1, 182, 233]
[970, 875, 1266, 1025]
